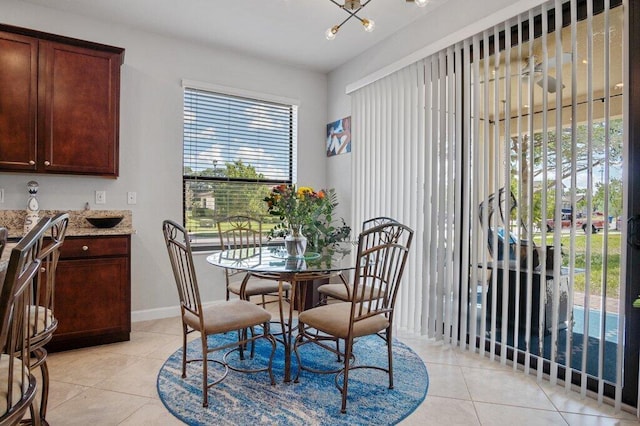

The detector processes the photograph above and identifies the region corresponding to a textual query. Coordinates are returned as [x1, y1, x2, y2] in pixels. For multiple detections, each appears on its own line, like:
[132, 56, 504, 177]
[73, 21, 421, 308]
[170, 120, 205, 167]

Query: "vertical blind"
[351, 0, 627, 410]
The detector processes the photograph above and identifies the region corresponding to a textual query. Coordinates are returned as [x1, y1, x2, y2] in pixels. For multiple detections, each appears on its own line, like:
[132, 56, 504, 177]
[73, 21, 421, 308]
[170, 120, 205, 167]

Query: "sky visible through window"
[183, 89, 294, 181]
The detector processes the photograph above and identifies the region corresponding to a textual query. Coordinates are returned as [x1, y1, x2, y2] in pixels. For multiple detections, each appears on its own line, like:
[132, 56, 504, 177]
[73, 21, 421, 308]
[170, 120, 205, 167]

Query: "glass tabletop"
[206, 242, 356, 274]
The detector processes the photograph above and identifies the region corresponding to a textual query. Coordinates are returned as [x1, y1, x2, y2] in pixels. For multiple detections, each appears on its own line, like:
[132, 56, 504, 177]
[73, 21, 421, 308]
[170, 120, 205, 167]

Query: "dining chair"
[293, 221, 414, 413]
[317, 216, 399, 303]
[162, 220, 277, 408]
[216, 216, 290, 307]
[0, 217, 51, 426]
[27, 213, 69, 424]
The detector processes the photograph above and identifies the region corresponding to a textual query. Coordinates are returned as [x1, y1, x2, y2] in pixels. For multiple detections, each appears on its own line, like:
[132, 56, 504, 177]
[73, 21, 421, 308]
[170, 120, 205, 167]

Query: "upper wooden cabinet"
[0, 25, 124, 177]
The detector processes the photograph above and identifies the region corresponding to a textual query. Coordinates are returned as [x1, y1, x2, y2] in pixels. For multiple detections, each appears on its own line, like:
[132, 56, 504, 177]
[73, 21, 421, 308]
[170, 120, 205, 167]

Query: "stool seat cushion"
[0, 357, 30, 417]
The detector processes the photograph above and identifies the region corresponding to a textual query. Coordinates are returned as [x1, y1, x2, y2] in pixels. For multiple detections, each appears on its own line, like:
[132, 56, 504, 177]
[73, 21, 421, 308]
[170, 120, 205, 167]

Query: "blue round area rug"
[157, 329, 429, 425]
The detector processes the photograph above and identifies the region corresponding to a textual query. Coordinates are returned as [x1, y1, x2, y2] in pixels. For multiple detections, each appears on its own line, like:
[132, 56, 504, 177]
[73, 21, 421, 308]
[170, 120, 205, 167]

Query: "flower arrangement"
[264, 184, 350, 250]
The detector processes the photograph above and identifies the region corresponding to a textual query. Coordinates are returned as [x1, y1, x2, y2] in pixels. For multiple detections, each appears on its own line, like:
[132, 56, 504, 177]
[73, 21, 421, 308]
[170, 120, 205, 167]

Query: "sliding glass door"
[351, 0, 639, 409]
[623, 0, 640, 409]
[468, 0, 629, 405]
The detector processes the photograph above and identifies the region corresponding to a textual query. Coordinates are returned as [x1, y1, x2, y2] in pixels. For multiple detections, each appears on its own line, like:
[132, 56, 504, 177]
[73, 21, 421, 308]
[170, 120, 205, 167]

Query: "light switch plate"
[0, 188, 4, 203]
[95, 190, 106, 204]
[127, 192, 137, 205]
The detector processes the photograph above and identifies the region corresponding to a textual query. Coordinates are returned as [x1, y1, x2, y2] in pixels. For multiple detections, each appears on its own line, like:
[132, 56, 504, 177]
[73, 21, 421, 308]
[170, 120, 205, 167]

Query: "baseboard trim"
[131, 301, 221, 323]
[131, 306, 180, 322]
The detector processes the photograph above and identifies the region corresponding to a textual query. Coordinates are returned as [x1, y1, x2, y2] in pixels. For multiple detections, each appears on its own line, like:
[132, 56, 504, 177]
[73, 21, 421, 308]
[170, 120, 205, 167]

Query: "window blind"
[183, 87, 297, 244]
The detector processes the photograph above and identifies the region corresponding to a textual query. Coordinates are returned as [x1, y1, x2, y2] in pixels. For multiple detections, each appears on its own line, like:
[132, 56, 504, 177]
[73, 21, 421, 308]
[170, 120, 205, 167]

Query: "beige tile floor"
[44, 314, 640, 425]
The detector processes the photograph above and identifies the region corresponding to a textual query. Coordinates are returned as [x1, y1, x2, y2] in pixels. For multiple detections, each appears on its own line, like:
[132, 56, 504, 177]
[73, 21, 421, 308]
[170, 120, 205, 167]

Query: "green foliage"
[264, 185, 351, 250]
[593, 178, 623, 217]
[185, 160, 270, 225]
[535, 232, 622, 297]
[509, 118, 623, 230]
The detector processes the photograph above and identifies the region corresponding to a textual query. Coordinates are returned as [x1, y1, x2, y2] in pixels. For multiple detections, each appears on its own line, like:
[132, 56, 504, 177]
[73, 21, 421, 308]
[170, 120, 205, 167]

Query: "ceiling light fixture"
[325, 0, 428, 40]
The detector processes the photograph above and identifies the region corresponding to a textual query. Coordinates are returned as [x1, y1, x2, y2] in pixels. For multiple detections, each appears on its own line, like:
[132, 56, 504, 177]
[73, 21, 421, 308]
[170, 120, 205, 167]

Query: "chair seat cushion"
[183, 300, 271, 335]
[317, 283, 377, 302]
[228, 278, 291, 297]
[27, 305, 56, 339]
[298, 303, 389, 339]
[0, 357, 31, 417]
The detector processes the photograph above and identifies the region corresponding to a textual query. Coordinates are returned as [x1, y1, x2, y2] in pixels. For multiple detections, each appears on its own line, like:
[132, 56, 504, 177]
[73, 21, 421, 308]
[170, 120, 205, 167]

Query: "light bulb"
[325, 25, 339, 40]
[362, 18, 375, 32]
[415, 0, 429, 7]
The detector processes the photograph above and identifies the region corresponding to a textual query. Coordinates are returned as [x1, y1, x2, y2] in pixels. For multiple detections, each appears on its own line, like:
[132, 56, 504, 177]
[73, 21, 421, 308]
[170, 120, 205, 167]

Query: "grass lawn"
[185, 213, 280, 242]
[535, 231, 622, 298]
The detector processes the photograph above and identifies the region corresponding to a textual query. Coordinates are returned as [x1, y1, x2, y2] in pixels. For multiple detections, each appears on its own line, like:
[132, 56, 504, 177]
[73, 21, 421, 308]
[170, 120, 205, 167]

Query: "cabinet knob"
[29, 160, 35, 165]
[44, 161, 51, 166]
[40, 267, 46, 273]
[82, 245, 89, 251]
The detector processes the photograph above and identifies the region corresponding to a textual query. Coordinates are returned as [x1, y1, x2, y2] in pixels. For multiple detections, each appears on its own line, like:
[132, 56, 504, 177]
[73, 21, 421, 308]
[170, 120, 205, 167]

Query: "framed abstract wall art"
[326, 116, 351, 157]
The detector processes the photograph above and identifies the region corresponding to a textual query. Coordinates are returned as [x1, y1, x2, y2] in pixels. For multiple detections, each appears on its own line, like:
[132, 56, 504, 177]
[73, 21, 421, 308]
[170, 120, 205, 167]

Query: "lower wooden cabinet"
[48, 235, 131, 352]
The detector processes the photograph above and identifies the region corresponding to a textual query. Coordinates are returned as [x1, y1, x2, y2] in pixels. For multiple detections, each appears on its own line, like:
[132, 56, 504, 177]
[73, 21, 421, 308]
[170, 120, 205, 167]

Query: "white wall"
[326, 0, 548, 222]
[0, 0, 328, 319]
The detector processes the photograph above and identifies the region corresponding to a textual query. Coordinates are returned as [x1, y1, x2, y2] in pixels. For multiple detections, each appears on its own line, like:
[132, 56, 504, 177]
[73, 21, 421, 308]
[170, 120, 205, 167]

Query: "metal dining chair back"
[317, 216, 400, 304]
[294, 221, 414, 413]
[162, 219, 276, 408]
[216, 216, 289, 305]
[361, 216, 398, 231]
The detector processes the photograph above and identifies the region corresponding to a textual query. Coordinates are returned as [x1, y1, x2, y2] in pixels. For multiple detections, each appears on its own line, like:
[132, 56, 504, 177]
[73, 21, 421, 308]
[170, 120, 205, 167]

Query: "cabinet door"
[53, 257, 130, 343]
[0, 32, 38, 171]
[38, 41, 121, 176]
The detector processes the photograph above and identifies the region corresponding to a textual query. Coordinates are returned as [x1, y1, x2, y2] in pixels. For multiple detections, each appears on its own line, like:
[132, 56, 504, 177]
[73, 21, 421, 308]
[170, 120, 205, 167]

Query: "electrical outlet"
[95, 190, 106, 204]
[0, 188, 4, 203]
[127, 191, 137, 205]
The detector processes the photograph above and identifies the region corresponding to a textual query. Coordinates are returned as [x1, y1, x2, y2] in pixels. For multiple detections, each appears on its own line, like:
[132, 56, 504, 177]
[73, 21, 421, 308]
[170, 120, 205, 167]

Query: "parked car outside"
[546, 211, 606, 234]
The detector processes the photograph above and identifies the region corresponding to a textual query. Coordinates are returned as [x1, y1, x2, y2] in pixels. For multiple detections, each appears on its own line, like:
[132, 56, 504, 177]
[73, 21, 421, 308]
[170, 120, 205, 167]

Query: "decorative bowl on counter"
[86, 216, 124, 228]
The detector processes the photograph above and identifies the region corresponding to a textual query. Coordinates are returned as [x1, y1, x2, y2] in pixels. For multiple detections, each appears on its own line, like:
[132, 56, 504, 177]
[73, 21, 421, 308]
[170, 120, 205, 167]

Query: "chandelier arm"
[335, 11, 362, 30]
[326, 0, 375, 37]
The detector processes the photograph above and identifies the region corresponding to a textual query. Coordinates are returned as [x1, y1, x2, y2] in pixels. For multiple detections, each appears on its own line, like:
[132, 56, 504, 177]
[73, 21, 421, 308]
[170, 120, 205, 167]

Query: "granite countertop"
[1, 209, 135, 278]
[0, 242, 16, 282]
[0, 209, 135, 239]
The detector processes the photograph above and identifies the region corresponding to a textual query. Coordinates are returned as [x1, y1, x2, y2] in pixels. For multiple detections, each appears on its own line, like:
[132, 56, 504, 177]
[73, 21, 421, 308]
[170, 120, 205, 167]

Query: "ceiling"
[21, 0, 446, 73]
[478, 5, 623, 125]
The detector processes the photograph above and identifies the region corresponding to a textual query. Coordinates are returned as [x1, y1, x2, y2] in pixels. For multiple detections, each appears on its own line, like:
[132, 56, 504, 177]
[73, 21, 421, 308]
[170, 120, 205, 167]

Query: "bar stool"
[0, 217, 51, 426]
[27, 213, 69, 425]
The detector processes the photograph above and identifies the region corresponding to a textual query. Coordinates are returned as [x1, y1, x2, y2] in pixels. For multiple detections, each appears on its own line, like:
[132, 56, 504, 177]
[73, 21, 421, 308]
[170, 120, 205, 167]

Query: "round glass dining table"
[206, 242, 356, 382]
